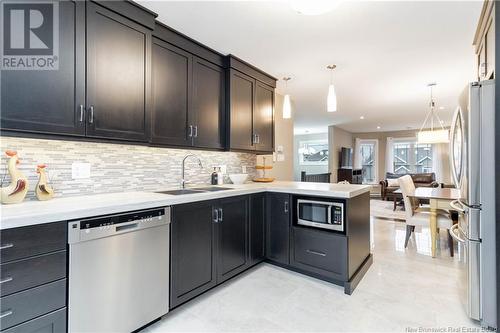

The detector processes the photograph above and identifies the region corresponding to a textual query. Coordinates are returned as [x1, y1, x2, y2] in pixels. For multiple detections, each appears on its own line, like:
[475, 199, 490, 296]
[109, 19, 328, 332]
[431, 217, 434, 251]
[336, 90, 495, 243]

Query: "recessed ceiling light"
[377, 126, 381, 129]
[360, 116, 365, 120]
[439, 106, 445, 110]
[290, 0, 341, 15]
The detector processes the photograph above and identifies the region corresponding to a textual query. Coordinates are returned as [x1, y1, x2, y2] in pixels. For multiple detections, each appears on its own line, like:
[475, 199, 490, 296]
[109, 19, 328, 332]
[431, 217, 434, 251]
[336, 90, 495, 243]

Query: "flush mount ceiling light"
[282, 77, 292, 119]
[290, 0, 341, 15]
[417, 83, 449, 144]
[327, 65, 337, 112]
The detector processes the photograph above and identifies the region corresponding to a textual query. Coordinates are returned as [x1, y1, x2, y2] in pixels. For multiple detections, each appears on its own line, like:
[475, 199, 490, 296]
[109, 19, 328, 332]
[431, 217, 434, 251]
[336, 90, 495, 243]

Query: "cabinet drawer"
[0, 279, 66, 330]
[0, 223, 67, 264]
[1, 251, 67, 297]
[291, 227, 347, 281]
[2, 308, 66, 333]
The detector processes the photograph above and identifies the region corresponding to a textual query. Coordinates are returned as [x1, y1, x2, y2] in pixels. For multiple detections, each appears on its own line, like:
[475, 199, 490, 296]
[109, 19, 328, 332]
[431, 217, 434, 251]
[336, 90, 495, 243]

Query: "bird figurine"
[1, 150, 29, 204]
[35, 164, 55, 201]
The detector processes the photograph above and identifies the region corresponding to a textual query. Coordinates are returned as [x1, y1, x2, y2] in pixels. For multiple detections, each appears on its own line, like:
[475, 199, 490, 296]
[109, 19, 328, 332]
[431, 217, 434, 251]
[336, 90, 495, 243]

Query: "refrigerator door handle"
[450, 200, 467, 214]
[458, 199, 481, 210]
[449, 224, 466, 243]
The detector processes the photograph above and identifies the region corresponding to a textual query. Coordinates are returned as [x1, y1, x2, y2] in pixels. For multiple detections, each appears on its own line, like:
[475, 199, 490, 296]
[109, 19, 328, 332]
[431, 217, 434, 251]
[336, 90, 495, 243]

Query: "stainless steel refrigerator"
[449, 79, 497, 329]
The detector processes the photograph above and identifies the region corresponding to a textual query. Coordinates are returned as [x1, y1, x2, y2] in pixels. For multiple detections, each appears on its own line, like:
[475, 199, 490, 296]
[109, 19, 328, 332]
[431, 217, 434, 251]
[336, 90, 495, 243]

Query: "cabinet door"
[217, 196, 249, 283]
[254, 82, 274, 153]
[229, 70, 255, 151]
[151, 39, 193, 146]
[0, 1, 85, 136]
[266, 193, 290, 265]
[249, 193, 266, 266]
[291, 227, 348, 281]
[192, 57, 225, 149]
[86, 2, 150, 141]
[170, 201, 217, 308]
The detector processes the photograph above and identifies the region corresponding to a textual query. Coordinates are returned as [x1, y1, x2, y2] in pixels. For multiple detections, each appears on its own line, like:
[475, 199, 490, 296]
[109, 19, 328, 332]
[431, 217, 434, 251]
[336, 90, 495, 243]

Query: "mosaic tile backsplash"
[0, 137, 256, 201]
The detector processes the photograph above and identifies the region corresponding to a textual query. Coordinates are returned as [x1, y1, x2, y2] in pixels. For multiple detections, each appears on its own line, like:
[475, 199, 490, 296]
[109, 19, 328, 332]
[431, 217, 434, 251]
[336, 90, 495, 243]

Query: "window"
[360, 142, 376, 183]
[393, 141, 432, 174]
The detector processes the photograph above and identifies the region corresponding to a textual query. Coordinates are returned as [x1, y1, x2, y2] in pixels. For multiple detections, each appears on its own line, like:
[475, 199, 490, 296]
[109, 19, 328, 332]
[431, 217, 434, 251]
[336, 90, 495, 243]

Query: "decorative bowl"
[229, 174, 248, 185]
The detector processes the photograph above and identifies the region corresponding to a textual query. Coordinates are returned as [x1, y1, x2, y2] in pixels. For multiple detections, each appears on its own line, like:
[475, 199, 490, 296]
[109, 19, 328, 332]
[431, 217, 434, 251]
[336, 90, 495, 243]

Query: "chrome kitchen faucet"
[180, 154, 203, 189]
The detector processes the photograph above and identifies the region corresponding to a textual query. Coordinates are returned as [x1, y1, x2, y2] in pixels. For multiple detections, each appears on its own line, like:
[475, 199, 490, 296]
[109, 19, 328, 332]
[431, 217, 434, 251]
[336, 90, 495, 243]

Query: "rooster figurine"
[1, 150, 29, 204]
[35, 164, 54, 201]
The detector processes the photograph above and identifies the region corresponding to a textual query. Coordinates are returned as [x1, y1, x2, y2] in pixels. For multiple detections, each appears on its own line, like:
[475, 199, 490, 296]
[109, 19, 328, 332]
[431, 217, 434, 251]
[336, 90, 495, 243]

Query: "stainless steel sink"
[156, 189, 206, 195]
[191, 186, 234, 192]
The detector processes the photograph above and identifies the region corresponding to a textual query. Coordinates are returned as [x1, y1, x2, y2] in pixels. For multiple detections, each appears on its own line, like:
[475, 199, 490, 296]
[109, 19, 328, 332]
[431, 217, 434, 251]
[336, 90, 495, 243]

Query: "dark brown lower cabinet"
[0, 223, 68, 333]
[290, 227, 347, 281]
[249, 193, 266, 266]
[265, 193, 291, 265]
[2, 308, 66, 333]
[216, 196, 249, 283]
[170, 201, 217, 308]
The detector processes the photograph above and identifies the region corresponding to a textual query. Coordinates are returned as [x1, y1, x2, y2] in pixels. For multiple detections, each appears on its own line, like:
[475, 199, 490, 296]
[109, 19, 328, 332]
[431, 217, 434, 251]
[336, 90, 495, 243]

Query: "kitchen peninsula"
[0, 181, 371, 332]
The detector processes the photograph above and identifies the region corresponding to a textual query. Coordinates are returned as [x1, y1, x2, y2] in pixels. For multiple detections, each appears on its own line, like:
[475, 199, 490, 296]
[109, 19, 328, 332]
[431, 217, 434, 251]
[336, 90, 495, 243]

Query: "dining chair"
[398, 175, 455, 256]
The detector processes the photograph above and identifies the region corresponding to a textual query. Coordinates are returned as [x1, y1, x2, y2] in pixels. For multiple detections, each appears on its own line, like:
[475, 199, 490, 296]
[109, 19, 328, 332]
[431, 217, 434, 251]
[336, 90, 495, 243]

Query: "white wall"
[256, 93, 294, 181]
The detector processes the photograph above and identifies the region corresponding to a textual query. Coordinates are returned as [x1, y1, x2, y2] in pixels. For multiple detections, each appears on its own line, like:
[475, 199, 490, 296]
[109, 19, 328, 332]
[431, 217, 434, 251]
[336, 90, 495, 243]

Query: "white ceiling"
[139, 0, 482, 134]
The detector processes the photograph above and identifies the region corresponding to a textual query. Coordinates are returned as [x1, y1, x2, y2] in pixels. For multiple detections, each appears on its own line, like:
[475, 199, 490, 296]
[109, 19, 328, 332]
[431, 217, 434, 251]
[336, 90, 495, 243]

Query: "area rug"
[370, 199, 406, 222]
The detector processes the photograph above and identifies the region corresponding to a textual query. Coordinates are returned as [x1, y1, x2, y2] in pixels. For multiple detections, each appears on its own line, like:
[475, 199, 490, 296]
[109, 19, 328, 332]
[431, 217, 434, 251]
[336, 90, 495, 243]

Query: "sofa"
[379, 172, 439, 201]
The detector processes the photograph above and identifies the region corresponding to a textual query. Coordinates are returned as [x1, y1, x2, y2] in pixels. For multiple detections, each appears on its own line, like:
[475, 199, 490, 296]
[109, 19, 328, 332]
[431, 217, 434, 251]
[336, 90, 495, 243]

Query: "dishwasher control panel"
[68, 207, 171, 243]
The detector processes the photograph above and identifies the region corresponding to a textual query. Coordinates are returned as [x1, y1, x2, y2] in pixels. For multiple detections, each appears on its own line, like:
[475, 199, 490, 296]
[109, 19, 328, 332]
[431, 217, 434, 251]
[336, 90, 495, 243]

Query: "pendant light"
[417, 83, 449, 144]
[327, 65, 337, 112]
[282, 77, 292, 119]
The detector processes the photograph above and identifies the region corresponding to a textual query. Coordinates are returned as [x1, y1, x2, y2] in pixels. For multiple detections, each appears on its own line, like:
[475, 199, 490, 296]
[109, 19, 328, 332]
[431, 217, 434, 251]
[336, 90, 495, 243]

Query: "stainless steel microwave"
[296, 199, 344, 232]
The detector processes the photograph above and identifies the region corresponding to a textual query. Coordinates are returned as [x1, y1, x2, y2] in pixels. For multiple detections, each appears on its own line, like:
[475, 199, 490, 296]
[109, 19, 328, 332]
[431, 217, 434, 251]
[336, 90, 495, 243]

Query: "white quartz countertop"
[0, 181, 370, 230]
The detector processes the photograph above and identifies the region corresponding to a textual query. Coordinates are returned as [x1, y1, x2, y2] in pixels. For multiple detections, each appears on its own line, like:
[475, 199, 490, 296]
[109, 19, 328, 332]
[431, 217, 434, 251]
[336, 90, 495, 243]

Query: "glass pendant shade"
[327, 84, 337, 112]
[417, 129, 449, 144]
[417, 83, 449, 144]
[283, 94, 292, 119]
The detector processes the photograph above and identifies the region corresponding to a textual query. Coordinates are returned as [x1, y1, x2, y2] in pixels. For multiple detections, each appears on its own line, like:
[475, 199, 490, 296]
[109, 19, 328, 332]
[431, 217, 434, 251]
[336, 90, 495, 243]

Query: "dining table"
[394, 187, 461, 257]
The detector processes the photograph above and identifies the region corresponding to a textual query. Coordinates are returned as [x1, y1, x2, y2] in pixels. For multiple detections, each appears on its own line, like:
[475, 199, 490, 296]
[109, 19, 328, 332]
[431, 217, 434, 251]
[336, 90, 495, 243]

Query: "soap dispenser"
[211, 167, 218, 185]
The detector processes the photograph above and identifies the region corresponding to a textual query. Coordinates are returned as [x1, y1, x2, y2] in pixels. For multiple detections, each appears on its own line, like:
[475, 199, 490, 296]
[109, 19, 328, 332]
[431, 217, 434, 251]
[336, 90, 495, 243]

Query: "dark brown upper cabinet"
[1, 0, 156, 142]
[254, 82, 274, 152]
[227, 55, 276, 154]
[229, 70, 255, 151]
[151, 23, 225, 150]
[192, 57, 225, 149]
[86, 2, 152, 141]
[0, 1, 86, 136]
[152, 39, 192, 146]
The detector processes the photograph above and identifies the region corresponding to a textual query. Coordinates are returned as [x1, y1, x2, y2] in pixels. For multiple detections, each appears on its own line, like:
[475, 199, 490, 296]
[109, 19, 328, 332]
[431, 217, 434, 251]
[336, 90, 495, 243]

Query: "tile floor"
[143, 218, 480, 332]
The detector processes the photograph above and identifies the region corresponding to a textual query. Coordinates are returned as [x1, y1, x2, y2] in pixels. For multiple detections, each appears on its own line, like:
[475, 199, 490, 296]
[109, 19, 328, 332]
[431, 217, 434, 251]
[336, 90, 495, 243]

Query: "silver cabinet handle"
[0, 243, 13, 250]
[252, 134, 256, 144]
[213, 208, 219, 223]
[218, 208, 223, 222]
[0, 277, 13, 284]
[79, 105, 84, 122]
[306, 249, 326, 257]
[89, 106, 94, 124]
[194, 126, 198, 138]
[256, 134, 260, 144]
[0, 310, 13, 319]
[284, 201, 289, 213]
[188, 125, 193, 138]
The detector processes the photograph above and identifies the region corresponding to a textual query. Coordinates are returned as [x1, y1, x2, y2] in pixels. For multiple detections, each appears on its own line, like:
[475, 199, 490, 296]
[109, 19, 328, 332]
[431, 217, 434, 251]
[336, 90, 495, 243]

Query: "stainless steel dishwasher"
[68, 207, 170, 333]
